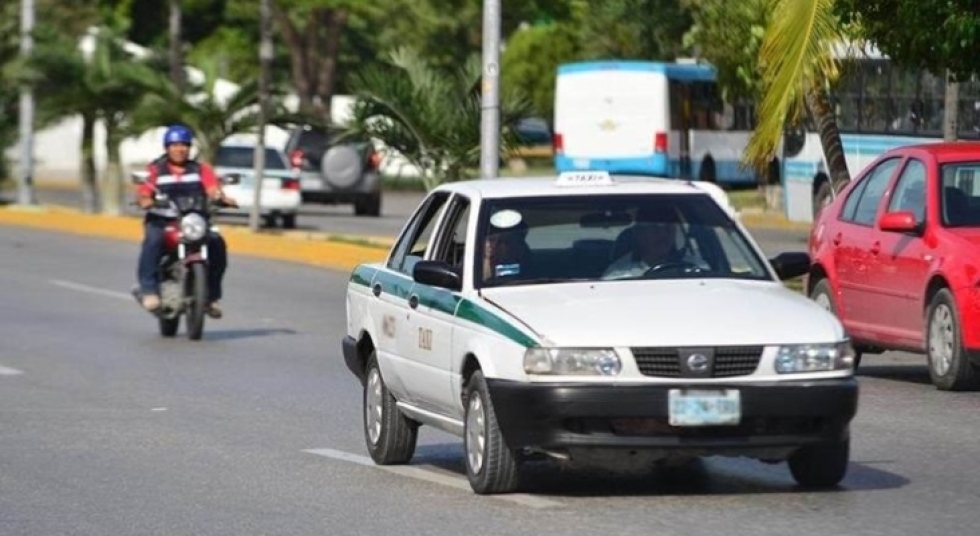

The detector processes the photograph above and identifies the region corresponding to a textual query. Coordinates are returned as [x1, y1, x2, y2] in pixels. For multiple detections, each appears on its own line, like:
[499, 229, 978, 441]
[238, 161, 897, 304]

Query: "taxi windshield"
[476, 193, 770, 287]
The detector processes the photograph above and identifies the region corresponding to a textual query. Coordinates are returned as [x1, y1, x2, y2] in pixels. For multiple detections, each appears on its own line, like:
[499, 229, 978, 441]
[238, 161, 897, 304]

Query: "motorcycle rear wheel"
[186, 263, 208, 341]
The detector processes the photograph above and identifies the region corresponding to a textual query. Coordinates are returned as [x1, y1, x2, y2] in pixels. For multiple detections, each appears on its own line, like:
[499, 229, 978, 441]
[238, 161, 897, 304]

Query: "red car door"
[871, 156, 931, 349]
[831, 157, 903, 336]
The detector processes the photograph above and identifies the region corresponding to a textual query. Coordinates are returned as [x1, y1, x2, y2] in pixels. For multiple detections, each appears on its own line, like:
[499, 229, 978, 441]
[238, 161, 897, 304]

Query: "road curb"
[0, 204, 388, 273]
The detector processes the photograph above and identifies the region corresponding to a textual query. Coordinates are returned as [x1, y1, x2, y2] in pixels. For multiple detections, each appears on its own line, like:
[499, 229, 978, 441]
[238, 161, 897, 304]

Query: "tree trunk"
[169, 0, 184, 92]
[271, 4, 348, 125]
[944, 72, 959, 142]
[806, 86, 850, 191]
[80, 113, 100, 213]
[100, 120, 124, 216]
[313, 8, 348, 123]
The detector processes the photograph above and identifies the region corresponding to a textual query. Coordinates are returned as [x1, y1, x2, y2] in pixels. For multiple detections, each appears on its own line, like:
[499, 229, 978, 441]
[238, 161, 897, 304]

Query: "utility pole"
[169, 0, 184, 92]
[18, 0, 37, 206]
[479, 0, 501, 179]
[249, 0, 272, 231]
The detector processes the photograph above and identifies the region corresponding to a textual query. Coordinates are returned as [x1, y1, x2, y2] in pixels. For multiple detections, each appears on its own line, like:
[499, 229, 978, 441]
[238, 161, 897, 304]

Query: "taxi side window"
[431, 195, 471, 274]
[887, 158, 927, 224]
[388, 192, 450, 276]
[841, 157, 901, 226]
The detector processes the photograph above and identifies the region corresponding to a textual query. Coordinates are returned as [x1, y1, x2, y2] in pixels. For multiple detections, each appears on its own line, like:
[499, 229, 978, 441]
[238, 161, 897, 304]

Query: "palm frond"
[744, 0, 842, 172]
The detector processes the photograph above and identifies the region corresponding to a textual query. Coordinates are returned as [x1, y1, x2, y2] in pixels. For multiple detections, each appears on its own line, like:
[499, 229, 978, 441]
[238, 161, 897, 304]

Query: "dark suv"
[284, 125, 383, 216]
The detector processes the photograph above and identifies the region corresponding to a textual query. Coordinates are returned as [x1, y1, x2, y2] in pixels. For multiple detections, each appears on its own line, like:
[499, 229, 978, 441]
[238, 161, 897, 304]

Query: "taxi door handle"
[372, 283, 382, 297]
[408, 294, 419, 309]
[870, 241, 881, 255]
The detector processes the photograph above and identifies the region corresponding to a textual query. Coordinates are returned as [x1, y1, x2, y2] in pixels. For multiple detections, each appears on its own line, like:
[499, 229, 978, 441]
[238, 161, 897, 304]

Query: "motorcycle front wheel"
[159, 316, 179, 337]
[186, 263, 208, 341]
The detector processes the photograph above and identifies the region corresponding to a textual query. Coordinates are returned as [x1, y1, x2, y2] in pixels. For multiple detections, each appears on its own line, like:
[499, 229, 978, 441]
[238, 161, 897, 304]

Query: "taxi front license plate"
[668, 389, 741, 426]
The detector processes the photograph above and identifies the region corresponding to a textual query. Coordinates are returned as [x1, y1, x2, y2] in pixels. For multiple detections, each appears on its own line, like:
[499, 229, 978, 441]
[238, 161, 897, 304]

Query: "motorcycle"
[130, 172, 238, 340]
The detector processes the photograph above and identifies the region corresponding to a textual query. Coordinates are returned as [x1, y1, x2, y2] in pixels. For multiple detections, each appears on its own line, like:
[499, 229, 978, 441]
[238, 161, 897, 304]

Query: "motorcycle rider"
[135, 124, 237, 318]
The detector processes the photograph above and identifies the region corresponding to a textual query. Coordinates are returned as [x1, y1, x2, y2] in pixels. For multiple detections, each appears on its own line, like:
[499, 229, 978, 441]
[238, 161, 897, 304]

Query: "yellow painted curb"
[0, 204, 387, 273]
[739, 212, 812, 232]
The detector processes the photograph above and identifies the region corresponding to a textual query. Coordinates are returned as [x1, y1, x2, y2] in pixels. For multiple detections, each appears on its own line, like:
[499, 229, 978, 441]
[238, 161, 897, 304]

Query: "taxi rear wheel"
[464, 371, 520, 494]
[788, 437, 849, 488]
[363, 352, 417, 464]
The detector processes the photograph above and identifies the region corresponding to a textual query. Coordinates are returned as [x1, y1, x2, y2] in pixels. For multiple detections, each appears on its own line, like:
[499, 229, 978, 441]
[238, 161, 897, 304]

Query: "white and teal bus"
[782, 45, 980, 222]
[553, 60, 760, 187]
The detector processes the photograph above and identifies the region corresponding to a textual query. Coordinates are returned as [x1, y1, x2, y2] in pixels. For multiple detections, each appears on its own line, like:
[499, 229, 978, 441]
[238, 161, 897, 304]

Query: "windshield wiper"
[491, 277, 593, 287]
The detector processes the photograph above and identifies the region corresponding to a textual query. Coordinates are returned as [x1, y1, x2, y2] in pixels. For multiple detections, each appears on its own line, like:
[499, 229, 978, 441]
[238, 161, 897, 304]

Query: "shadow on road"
[858, 364, 933, 387]
[204, 327, 298, 341]
[410, 442, 909, 497]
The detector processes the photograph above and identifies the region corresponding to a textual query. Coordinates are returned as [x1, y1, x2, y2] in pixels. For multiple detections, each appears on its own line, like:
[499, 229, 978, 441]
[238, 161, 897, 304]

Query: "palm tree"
[130, 56, 280, 164]
[9, 24, 160, 214]
[744, 0, 851, 208]
[344, 47, 532, 190]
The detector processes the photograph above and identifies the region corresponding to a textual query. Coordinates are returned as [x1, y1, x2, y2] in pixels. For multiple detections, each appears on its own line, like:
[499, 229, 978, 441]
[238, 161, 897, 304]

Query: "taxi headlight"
[775, 341, 855, 373]
[524, 348, 621, 376]
[180, 213, 208, 242]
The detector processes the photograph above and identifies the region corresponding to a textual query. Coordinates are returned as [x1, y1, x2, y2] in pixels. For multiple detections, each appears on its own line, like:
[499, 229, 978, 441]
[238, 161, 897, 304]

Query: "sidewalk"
[0, 203, 389, 273]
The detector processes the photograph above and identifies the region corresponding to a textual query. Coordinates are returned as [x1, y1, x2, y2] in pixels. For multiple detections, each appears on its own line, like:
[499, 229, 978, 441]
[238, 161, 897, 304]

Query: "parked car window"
[842, 157, 901, 225]
[214, 146, 287, 170]
[887, 158, 927, 223]
[388, 192, 450, 276]
[431, 195, 471, 274]
[940, 162, 980, 226]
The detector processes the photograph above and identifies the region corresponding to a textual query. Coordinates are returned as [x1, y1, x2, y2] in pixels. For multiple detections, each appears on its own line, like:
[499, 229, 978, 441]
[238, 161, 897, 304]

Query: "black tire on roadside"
[463, 371, 520, 494]
[363, 352, 418, 464]
[926, 289, 980, 391]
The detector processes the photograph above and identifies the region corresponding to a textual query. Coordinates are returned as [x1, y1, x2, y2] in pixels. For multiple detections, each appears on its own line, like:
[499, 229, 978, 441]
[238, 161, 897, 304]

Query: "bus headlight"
[775, 341, 855, 373]
[180, 213, 208, 242]
[524, 348, 622, 376]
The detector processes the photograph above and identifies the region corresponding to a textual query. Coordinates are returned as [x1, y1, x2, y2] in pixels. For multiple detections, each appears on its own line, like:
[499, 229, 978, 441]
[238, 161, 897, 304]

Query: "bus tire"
[813, 174, 832, 219]
[698, 155, 716, 183]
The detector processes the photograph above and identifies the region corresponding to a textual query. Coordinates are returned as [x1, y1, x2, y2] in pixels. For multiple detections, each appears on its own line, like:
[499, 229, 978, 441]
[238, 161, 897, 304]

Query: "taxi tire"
[810, 278, 862, 369]
[464, 371, 520, 494]
[363, 352, 418, 465]
[788, 438, 849, 488]
[926, 289, 979, 391]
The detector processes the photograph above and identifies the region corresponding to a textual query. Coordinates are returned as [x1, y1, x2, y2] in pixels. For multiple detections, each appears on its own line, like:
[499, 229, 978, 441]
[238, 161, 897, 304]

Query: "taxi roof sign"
[555, 170, 615, 187]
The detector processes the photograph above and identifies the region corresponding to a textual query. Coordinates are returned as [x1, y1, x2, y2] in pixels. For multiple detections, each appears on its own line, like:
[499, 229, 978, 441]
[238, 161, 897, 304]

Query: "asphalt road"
[2, 225, 980, 536]
[29, 186, 809, 255]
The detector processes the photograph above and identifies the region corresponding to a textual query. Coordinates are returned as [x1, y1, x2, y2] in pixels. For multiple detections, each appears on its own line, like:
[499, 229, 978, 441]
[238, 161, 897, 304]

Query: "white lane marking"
[303, 448, 563, 509]
[50, 279, 132, 301]
[0, 365, 24, 375]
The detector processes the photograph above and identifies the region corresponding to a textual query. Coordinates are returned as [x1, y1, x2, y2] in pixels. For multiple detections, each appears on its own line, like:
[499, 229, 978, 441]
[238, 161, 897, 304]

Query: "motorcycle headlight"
[524, 348, 621, 376]
[180, 213, 208, 242]
[775, 341, 855, 373]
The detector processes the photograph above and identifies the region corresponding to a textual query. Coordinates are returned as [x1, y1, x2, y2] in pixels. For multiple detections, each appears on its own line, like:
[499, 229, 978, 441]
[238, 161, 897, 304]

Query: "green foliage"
[744, 0, 845, 173]
[501, 23, 579, 123]
[570, 0, 692, 61]
[835, 0, 980, 80]
[346, 47, 532, 190]
[681, 0, 771, 101]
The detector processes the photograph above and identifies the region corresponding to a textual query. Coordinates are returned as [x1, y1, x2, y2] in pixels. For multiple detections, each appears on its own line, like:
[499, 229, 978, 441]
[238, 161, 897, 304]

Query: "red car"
[807, 142, 980, 391]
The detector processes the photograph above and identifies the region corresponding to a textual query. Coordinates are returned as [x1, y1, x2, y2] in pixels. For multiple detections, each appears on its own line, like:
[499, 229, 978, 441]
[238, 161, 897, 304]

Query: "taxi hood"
[479, 279, 843, 347]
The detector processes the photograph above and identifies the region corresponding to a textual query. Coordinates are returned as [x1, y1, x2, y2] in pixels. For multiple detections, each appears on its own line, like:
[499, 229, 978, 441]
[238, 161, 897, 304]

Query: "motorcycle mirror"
[221, 174, 241, 185]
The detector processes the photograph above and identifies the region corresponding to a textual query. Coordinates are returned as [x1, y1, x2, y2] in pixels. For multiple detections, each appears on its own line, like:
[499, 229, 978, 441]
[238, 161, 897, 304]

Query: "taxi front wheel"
[363, 352, 418, 464]
[787, 438, 849, 488]
[464, 371, 520, 494]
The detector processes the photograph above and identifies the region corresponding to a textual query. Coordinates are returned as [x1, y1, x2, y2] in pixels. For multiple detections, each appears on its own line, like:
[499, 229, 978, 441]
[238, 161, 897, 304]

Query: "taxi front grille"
[631, 346, 764, 378]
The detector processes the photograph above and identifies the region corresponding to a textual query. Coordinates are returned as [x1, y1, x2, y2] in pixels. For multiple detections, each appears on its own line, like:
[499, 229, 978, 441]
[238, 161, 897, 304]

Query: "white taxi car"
[342, 171, 858, 494]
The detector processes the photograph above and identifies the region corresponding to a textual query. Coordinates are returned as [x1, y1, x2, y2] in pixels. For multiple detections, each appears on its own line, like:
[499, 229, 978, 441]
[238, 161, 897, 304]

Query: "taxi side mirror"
[413, 260, 462, 291]
[769, 251, 810, 281]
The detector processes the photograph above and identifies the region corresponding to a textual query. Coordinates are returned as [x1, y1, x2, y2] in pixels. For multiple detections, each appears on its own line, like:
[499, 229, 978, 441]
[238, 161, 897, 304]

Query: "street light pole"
[249, 0, 272, 231]
[18, 0, 37, 205]
[479, 0, 501, 179]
